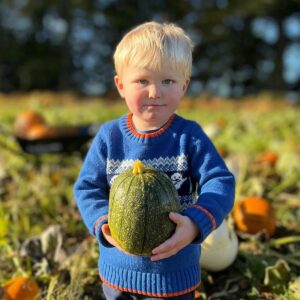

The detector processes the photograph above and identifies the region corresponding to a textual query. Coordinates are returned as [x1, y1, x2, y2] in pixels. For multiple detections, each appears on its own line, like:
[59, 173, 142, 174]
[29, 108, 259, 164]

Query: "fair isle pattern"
[180, 195, 196, 209]
[106, 154, 188, 175]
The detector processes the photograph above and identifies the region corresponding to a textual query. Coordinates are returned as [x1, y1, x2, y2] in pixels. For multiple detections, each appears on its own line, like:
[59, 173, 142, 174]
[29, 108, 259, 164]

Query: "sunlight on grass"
[0, 92, 299, 299]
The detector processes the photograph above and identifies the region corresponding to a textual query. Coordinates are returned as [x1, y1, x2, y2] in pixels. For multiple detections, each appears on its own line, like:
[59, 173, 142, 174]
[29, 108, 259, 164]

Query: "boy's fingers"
[101, 224, 134, 256]
[169, 213, 190, 228]
[152, 235, 177, 255]
[151, 247, 178, 261]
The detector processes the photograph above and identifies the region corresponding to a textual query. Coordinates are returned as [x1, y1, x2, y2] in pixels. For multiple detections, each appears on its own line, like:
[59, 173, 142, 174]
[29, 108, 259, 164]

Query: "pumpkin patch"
[1, 95, 300, 298]
[108, 160, 181, 256]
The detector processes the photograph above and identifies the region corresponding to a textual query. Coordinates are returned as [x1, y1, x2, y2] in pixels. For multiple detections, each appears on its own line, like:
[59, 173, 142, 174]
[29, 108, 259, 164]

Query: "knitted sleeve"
[182, 122, 235, 243]
[73, 126, 109, 241]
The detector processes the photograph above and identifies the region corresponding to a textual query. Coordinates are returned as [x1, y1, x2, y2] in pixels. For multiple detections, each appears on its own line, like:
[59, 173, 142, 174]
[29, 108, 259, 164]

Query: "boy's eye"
[138, 79, 148, 85]
[162, 79, 174, 85]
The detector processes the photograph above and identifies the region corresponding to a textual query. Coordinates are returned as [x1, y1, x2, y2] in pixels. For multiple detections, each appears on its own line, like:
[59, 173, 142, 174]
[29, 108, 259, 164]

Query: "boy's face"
[114, 64, 189, 131]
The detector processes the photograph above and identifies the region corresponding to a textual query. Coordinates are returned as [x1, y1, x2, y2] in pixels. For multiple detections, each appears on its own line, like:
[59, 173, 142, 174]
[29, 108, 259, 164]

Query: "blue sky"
[252, 14, 300, 84]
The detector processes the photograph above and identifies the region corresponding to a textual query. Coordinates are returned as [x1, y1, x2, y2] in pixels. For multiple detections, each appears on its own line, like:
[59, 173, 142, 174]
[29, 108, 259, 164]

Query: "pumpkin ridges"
[140, 174, 148, 253]
[144, 175, 163, 252]
[110, 175, 134, 246]
[154, 172, 179, 209]
[124, 175, 144, 253]
[144, 172, 179, 249]
[120, 176, 135, 244]
[113, 174, 146, 252]
[110, 170, 131, 199]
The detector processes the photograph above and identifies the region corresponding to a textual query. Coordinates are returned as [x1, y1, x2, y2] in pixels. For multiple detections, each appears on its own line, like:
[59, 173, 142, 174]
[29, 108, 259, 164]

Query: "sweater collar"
[125, 112, 175, 139]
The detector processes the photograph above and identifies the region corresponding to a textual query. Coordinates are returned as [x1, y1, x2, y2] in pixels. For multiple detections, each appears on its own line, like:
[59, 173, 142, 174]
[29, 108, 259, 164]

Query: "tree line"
[0, 0, 299, 97]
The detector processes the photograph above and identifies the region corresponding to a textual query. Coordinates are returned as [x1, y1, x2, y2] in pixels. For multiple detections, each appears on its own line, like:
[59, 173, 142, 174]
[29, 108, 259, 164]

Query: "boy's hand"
[101, 223, 118, 247]
[101, 224, 133, 255]
[150, 212, 199, 261]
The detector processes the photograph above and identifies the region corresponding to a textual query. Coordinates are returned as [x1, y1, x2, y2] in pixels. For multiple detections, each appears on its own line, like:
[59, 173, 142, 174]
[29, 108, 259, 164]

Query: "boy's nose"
[148, 85, 161, 100]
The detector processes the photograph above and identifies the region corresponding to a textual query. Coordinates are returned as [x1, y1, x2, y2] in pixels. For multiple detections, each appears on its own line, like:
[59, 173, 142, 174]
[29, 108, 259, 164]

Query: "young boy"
[74, 22, 235, 300]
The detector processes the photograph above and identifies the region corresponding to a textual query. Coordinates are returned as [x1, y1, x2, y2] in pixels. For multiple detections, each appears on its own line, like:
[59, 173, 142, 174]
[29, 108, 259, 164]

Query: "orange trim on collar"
[126, 113, 175, 138]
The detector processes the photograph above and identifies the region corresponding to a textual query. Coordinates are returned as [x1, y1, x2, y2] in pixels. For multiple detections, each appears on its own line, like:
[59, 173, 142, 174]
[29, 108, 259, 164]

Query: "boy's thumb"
[169, 212, 181, 224]
[101, 223, 110, 235]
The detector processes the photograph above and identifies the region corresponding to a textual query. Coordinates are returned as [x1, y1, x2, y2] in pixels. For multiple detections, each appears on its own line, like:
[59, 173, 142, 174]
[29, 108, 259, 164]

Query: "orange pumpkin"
[257, 151, 278, 167]
[1, 277, 40, 300]
[26, 125, 80, 140]
[14, 111, 46, 137]
[25, 124, 57, 140]
[232, 196, 276, 236]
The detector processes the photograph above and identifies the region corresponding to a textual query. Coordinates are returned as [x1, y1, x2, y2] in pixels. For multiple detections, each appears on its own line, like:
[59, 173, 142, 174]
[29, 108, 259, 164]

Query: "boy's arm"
[182, 123, 235, 243]
[151, 123, 235, 261]
[73, 129, 109, 241]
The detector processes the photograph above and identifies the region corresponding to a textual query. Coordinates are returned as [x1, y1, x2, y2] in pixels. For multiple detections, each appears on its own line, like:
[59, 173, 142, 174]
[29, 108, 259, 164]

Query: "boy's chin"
[133, 111, 172, 130]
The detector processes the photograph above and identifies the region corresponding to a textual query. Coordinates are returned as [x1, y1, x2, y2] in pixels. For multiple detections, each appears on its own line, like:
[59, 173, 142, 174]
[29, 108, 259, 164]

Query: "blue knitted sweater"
[74, 113, 235, 297]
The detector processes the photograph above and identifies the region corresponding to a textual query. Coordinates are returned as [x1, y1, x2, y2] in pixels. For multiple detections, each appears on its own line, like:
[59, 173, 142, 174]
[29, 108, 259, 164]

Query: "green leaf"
[264, 259, 291, 293]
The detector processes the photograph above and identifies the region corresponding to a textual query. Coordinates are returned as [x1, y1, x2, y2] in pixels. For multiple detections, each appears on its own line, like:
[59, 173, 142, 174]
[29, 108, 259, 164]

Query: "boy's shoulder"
[98, 115, 125, 132]
[92, 116, 125, 143]
[175, 114, 203, 133]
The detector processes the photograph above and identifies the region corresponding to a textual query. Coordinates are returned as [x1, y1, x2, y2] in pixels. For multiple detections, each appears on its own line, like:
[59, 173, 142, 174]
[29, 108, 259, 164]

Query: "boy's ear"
[182, 79, 190, 93]
[114, 75, 124, 98]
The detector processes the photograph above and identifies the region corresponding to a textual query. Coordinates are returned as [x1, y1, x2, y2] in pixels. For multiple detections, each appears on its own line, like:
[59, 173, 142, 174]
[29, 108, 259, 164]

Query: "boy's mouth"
[144, 104, 165, 107]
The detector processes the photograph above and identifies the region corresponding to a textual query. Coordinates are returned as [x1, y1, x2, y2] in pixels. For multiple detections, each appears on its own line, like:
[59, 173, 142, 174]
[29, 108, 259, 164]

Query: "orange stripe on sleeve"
[192, 205, 217, 230]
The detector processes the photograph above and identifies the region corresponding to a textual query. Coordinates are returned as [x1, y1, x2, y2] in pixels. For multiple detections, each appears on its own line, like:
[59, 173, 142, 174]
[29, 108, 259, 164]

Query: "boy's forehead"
[122, 64, 182, 78]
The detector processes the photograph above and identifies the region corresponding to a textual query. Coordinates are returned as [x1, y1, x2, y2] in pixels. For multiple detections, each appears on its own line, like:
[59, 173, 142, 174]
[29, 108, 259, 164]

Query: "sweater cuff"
[182, 204, 217, 243]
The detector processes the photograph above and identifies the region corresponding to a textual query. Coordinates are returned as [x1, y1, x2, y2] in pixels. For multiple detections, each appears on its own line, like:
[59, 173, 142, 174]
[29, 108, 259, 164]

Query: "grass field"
[0, 91, 299, 299]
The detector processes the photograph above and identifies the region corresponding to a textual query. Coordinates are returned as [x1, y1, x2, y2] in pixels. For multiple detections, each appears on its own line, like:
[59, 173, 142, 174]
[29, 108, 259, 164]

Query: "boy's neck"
[131, 114, 171, 131]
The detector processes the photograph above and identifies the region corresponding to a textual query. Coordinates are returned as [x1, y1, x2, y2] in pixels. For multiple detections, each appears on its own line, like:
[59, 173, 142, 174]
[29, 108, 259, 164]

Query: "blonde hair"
[113, 21, 193, 80]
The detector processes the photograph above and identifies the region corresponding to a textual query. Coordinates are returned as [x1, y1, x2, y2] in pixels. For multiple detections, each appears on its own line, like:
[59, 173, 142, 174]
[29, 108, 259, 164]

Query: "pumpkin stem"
[133, 160, 144, 175]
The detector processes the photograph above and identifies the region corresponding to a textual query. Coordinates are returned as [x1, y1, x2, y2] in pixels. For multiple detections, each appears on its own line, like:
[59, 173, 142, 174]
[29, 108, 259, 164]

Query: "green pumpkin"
[108, 160, 180, 256]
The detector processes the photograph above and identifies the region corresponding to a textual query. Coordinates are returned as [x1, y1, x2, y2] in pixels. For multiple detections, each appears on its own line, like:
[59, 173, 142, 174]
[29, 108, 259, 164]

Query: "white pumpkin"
[200, 220, 238, 272]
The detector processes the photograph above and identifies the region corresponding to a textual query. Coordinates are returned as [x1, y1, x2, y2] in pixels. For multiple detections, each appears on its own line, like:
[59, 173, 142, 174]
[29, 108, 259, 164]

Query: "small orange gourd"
[1, 276, 40, 300]
[14, 111, 46, 137]
[26, 125, 80, 140]
[26, 124, 56, 140]
[257, 151, 278, 167]
[232, 196, 276, 236]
